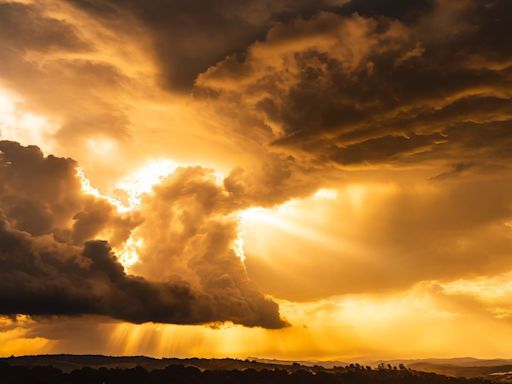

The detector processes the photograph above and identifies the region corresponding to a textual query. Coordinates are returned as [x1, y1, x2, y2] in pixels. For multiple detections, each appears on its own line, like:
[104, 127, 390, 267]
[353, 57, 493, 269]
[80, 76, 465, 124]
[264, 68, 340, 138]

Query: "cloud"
[340, 0, 434, 21]
[0, 1, 88, 52]
[127, 166, 289, 328]
[196, 0, 512, 170]
[0, 140, 286, 328]
[430, 162, 475, 181]
[66, 0, 352, 91]
[1, 0, 512, 353]
[243, 176, 512, 301]
[0, 140, 135, 243]
[0, 222, 282, 327]
[3, 0, 511, 180]
[0, 0, 158, 188]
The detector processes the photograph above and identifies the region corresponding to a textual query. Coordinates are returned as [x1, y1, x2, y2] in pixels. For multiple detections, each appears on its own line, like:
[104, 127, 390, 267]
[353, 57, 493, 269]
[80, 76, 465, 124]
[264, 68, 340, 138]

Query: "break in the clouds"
[0, 140, 286, 328]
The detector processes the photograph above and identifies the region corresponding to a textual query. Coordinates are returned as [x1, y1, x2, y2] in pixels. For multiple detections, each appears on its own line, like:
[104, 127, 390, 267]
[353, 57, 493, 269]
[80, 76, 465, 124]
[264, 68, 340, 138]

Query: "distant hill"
[0, 356, 498, 384]
[248, 357, 348, 369]
[365, 358, 512, 380]
[403, 362, 512, 379]
[376, 358, 512, 368]
[2, 355, 512, 382]
[1, 354, 333, 373]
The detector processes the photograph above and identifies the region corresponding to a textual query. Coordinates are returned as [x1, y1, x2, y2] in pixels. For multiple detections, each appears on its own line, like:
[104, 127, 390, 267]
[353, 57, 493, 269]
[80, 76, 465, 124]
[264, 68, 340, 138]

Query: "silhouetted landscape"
[3, 355, 512, 384]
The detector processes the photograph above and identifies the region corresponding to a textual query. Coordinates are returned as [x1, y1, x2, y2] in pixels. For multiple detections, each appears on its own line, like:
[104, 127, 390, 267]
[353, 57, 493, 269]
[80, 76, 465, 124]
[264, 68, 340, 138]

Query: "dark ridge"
[0, 357, 497, 384]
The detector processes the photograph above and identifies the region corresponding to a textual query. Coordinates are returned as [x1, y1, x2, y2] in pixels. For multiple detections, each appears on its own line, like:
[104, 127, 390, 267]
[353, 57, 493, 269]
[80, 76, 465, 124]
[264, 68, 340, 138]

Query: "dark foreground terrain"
[0, 355, 499, 384]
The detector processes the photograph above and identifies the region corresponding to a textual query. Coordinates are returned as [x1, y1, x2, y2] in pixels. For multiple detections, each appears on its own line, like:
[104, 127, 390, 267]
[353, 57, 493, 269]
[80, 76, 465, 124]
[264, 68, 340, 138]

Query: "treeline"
[0, 362, 494, 384]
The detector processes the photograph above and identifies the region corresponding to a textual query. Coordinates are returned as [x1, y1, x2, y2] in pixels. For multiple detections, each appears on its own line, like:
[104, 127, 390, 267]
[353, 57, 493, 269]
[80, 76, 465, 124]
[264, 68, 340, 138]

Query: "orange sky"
[1, 0, 512, 360]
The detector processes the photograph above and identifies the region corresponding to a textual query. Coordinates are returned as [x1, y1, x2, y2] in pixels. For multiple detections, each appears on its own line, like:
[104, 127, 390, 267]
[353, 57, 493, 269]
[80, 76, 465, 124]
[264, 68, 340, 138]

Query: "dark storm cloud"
[0, 140, 133, 243]
[64, 0, 442, 91]
[4, 0, 511, 172]
[197, 0, 512, 170]
[340, 0, 434, 21]
[0, 141, 286, 328]
[0, 140, 89, 236]
[0, 219, 283, 327]
[329, 133, 446, 166]
[67, 0, 350, 90]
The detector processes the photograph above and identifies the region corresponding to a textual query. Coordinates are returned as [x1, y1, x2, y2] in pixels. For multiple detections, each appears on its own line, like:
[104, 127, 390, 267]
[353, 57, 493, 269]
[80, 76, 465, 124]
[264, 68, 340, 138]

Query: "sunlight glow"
[76, 167, 128, 213]
[313, 188, 338, 199]
[0, 89, 17, 121]
[107, 318, 349, 360]
[115, 235, 144, 269]
[77, 167, 144, 269]
[115, 159, 183, 208]
[0, 316, 53, 356]
[233, 229, 246, 262]
[0, 87, 57, 151]
[85, 136, 118, 155]
[346, 185, 367, 208]
[77, 160, 233, 270]
[238, 195, 348, 253]
[77, 159, 186, 213]
[238, 200, 298, 226]
[441, 274, 512, 300]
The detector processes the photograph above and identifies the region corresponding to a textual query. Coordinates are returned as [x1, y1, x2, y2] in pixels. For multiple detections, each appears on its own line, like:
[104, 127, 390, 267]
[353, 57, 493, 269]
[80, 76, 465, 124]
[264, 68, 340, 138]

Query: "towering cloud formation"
[0, 141, 286, 328]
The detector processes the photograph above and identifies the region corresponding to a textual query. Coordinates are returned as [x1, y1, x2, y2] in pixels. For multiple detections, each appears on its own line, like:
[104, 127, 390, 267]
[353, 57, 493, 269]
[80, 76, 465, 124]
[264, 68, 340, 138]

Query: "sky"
[1, 0, 512, 361]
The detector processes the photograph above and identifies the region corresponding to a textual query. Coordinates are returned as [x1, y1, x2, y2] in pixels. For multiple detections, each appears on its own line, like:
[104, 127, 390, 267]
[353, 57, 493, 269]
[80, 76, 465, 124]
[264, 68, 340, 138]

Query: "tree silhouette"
[0, 361, 495, 384]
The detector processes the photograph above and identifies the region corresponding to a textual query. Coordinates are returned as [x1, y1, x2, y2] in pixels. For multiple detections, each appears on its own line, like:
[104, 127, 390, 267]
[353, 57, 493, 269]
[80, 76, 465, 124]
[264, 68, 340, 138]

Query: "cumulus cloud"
[0, 140, 286, 328]
[0, 222, 282, 327]
[127, 166, 289, 328]
[0, 140, 138, 245]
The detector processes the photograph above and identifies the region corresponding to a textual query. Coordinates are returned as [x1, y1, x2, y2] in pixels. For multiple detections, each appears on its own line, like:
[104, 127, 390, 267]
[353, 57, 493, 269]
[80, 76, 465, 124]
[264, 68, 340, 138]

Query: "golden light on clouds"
[114, 160, 184, 208]
[1, 0, 512, 363]
[0, 315, 55, 357]
[0, 87, 57, 152]
[116, 235, 144, 269]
